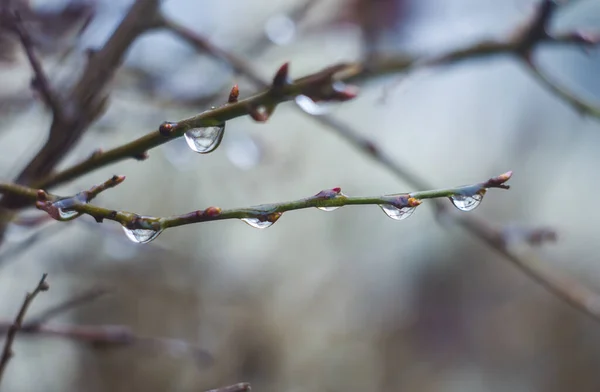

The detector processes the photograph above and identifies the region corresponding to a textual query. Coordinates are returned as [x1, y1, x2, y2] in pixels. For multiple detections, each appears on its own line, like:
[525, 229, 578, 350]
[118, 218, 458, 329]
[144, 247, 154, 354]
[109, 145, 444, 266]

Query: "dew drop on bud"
[122, 226, 162, 244]
[264, 14, 296, 46]
[240, 213, 281, 229]
[449, 193, 484, 212]
[57, 208, 79, 220]
[294, 95, 331, 116]
[184, 123, 225, 154]
[379, 204, 416, 221]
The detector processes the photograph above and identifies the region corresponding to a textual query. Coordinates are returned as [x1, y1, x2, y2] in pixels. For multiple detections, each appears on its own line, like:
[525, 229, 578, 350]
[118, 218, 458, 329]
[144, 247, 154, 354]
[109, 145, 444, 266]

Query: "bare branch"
[0, 9, 63, 115]
[0, 173, 512, 242]
[0, 274, 49, 386]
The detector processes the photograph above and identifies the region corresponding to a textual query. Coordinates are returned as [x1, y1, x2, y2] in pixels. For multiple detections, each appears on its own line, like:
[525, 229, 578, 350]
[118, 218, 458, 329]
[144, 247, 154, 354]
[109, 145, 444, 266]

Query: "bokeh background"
[1, 0, 600, 391]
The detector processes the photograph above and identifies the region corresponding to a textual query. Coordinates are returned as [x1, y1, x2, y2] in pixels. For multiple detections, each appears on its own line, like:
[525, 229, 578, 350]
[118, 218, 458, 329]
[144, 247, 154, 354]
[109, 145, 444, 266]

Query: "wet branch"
[0, 274, 49, 386]
[165, 0, 600, 323]
[205, 383, 251, 392]
[0, 172, 512, 238]
[29, 0, 599, 195]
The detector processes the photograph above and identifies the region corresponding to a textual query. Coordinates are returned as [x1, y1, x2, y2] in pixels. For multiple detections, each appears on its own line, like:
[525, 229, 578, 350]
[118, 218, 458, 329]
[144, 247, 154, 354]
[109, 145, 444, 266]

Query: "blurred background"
[1, 0, 600, 391]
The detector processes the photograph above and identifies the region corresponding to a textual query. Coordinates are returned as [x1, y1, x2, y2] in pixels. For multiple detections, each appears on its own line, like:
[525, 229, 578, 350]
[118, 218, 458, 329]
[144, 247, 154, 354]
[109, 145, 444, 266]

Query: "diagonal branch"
[0, 9, 63, 116]
[0, 274, 49, 386]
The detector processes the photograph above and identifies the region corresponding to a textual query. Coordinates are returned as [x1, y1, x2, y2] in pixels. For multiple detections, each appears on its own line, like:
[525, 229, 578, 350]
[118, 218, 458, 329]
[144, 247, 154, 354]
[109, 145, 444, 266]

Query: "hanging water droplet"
[317, 206, 340, 212]
[379, 204, 416, 221]
[294, 95, 332, 115]
[450, 192, 484, 212]
[122, 226, 162, 244]
[241, 213, 281, 229]
[184, 123, 225, 154]
[264, 14, 296, 46]
[57, 208, 79, 220]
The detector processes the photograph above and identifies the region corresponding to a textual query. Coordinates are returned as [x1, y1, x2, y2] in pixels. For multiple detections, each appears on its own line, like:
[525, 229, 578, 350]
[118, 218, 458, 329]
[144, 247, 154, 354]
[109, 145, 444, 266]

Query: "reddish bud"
[332, 187, 342, 194]
[272, 62, 290, 88]
[228, 84, 240, 103]
[407, 197, 422, 207]
[159, 121, 177, 136]
[204, 206, 222, 217]
[36, 190, 47, 201]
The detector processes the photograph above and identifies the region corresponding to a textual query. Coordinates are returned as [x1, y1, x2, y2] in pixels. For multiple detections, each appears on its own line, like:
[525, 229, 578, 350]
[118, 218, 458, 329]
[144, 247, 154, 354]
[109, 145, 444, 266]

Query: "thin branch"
[0, 321, 212, 365]
[0, 274, 49, 386]
[521, 57, 600, 117]
[25, 288, 109, 327]
[0, 172, 512, 238]
[35, 62, 357, 190]
[0, 0, 162, 216]
[0, 9, 63, 116]
[21, 4, 598, 195]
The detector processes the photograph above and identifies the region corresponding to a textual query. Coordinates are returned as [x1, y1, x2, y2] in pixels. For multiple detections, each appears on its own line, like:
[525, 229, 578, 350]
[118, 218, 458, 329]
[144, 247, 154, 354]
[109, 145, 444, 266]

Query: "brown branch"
[0, 8, 62, 115]
[0, 274, 49, 386]
[14, 2, 595, 197]
[34, 62, 357, 190]
[0, 0, 163, 243]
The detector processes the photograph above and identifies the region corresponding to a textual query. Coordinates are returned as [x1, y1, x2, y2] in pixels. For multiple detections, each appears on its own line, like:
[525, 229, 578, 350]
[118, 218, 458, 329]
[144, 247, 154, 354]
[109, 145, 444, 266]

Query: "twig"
[34, 62, 358, 190]
[25, 288, 109, 327]
[0, 274, 49, 386]
[0, 9, 62, 115]
[521, 57, 600, 117]
[0, 0, 163, 238]
[0, 321, 212, 365]
[20, 3, 597, 195]
[0, 173, 512, 239]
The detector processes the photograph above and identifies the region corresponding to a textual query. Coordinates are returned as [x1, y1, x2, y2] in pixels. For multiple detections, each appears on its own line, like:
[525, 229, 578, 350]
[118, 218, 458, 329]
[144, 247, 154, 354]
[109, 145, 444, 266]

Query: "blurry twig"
[0, 9, 63, 115]
[0, 274, 49, 386]
[0, 0, 163, 243]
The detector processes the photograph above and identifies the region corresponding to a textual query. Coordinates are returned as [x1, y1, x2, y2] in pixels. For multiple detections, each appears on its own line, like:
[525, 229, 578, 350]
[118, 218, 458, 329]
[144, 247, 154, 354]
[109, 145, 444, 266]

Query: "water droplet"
[241, 213, 281, 229]
[294, 95, 332, 115]
[317, 206, 340, 212]
[57, 208, 79, 220]
[379, 204, 416, 221]
[264, 14, 296, 46]
[122, 226, 162, 244]
[184, 123, 225, 154]
[450, 193, 483, 212]
[225, 133, 262, 170]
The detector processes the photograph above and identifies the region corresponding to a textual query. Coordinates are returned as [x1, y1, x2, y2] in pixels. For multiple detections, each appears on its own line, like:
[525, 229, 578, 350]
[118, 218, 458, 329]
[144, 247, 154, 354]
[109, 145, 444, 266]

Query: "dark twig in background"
[0, 274, 49, 386]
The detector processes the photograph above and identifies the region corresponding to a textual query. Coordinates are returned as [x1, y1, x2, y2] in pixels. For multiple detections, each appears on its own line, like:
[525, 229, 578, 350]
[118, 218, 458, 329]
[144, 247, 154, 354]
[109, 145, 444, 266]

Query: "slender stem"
[0, 274, 49, 386]
[0, 172, 511, 232]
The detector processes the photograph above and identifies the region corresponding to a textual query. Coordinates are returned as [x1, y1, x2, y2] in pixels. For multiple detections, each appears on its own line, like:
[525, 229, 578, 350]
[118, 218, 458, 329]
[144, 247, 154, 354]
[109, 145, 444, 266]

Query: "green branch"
[1, 172, 512, 243]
